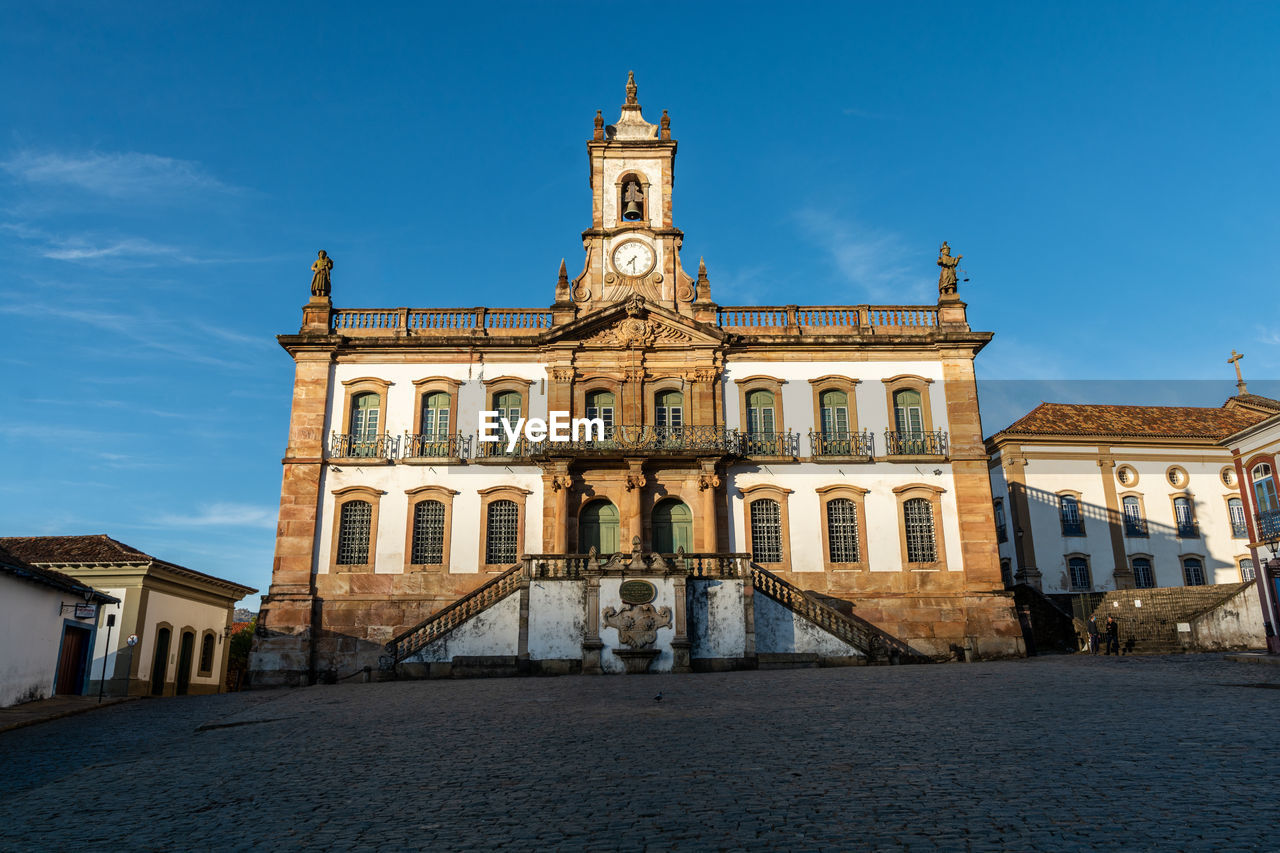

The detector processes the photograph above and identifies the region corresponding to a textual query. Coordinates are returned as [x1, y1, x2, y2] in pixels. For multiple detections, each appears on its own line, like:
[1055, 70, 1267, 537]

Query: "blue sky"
[3, 2, 1278, 606]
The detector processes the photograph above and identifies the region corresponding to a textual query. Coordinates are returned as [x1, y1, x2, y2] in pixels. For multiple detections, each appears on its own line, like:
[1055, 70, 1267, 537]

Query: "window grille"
[826, 498, 859, 563]
[485, 500, 519, 565]
[1182, 557, 1205, 586]
[1240, 558, 1256, 582]
[1060, 495, 1083, 536]
[1122, 497, 1146, 537]
[1229, 498, 1248, 538]
[1068, 557, 1091, 591]
[750, 499, 783, 563]
[336, 500, 372, 565]
[1174, 497, 1196, 537]
[1117, 467, 1131, 485]
[1132, 557, 1155, 589]
[411, 500, 446, 564]
[904, 498, 937, 563]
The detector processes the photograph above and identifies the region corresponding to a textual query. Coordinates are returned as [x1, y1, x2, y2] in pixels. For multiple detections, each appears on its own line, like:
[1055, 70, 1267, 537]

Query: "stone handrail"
[387, 563, 524, 662]
[716, 305, 938, 333]
[332, 308, 553, 336]
[750, 563, 929, 663]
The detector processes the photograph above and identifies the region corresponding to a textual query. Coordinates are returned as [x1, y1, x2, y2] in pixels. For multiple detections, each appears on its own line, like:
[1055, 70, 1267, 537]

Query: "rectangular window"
[1123, 497, 1147, 538]
[1174, 498, 1196, 538]
[336, 501, 372, 565]
[1229, 499, 1248, 539]
[994, 502, 1007, 543]
[749, 499, 783, 563]
[1240, 558, 1256, 582]
[1060, 496, 1084, 537]
[825, 498, 860, 563]
[904, 498, 937, 563]
[1068, 557, 1091, 591]
[485, 500, 519, 565]
[411, 501, 446, 565]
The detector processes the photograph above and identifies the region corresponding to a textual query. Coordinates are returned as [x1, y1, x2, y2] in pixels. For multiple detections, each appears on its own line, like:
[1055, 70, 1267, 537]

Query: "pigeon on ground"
[653, 692, 663, 702]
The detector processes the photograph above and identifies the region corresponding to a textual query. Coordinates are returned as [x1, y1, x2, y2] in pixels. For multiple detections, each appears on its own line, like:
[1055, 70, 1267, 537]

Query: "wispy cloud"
[841, 107, 897, 120]
[156, 502, 276, 529]
[792, 208, 929, 302]
[1, 150, 239, 199]
[1, 223, 203, 266]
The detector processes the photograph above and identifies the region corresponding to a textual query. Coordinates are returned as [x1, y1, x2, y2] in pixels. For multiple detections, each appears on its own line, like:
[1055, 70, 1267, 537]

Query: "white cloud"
[1, 150, 238, 199]
[157, 502, 277, 530]
[792, 208, 929, 302]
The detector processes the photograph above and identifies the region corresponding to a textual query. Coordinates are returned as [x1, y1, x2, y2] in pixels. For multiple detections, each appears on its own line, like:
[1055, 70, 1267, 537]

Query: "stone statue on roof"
[937, 242, 961, 296]
[310, 250, 333, 298]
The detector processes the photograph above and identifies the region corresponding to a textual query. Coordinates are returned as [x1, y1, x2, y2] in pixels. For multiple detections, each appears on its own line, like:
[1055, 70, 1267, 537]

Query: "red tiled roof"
[0, 534, 151, 565]
[0, 543, 119, 602]
[995, 402, 1268, 440]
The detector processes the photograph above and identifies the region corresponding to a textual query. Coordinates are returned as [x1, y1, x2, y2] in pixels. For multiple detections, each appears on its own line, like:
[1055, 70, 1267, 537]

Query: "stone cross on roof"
[1229, 349, 1248, 395]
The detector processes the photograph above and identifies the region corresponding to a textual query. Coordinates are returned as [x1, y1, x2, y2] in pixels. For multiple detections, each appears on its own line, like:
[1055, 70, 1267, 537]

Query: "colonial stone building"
[251, 75, 1022, 683]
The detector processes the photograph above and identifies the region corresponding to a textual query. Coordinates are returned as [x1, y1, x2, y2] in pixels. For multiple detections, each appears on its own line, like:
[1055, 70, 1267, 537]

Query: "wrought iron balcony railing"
[1258, 509, 1280, 541]
[883, 429, 949, 457]
[741, 431, 800, 457]
[1124, 518, 1148, 538]
[328, 432, 399, 460]
[809, 429, 874, 458]
[476, 425, 745, 458]
[403, 433, 471, 459]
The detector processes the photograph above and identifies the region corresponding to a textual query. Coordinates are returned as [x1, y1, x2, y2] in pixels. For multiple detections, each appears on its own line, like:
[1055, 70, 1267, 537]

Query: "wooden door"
[150, 627, 170, 695]
[175, 631, 195, 695]
[579, 500, 620, 555]
[54, 625, 91, 696]
[653, 499, 693, 554]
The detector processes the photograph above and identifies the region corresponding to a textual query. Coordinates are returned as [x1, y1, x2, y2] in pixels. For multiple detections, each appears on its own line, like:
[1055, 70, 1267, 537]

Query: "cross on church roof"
[1229, 349, 1248, 395]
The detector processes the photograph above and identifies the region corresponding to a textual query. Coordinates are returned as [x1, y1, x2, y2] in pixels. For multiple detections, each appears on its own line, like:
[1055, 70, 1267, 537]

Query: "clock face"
[611, 239, 656, 278]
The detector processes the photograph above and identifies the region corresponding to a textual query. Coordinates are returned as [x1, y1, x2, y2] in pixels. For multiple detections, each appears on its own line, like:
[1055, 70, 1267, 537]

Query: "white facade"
[0, 571, 110, 707]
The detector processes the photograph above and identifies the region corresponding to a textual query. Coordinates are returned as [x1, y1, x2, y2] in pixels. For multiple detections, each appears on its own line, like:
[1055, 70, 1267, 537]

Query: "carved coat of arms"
[602, 603, 672, 649]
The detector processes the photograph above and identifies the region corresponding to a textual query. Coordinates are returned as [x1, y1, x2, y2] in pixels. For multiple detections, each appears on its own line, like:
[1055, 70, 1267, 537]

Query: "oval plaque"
[619, 579, 656, 605]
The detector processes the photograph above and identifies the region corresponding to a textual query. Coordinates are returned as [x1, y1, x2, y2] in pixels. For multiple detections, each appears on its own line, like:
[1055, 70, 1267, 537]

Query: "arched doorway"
[150, 627, 171, 695]
[175, 631, 196, 696]
[653, 499, 693, 553]
[579, 500, 620, 555]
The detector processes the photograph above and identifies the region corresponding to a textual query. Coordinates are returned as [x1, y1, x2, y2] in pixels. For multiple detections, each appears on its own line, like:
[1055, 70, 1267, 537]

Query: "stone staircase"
[750, 564, 931, 664]
[1086, 583, 1258, 654]
[385, 563, 523, 664]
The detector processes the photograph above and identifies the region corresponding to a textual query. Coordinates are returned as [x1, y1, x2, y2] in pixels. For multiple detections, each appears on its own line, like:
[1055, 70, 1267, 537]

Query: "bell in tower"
[622, 179, 645, 221]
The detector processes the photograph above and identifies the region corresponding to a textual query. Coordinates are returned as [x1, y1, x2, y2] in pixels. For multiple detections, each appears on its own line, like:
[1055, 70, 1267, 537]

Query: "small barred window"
[904, 498, 937, 563]
[411, 500, 446, 564]
[485, 500, 519, 565]
[337, 500, 372, 565]
[826, 498, 860, 563]
[750, 499, 783, 563]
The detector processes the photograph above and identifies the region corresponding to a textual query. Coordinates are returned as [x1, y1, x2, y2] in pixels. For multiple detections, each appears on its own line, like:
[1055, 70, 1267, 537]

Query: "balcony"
[1123, 518, 1148, 538]
[328, 432, 399, 461]
[476, 425, 746, 460]
[1257, 509, 1280, 541]
[883, 429, 949, 458]
[402, 433, 471, 461]
[809, 430, 874, 459]
[740, 431, 800, 457]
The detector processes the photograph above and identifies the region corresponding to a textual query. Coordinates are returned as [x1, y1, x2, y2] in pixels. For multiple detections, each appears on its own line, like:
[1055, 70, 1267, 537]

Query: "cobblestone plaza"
[1, 656, 1276, 851]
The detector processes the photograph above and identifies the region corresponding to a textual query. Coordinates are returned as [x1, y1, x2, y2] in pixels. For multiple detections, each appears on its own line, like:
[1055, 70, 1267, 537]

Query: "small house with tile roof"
[0, 543, 118, 706]
[0, 536, 255, 697]
[985, 395, 1276, 596]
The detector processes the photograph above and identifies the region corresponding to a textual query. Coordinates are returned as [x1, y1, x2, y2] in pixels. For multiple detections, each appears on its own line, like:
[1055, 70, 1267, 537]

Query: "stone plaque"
[619, 579, 656, 605]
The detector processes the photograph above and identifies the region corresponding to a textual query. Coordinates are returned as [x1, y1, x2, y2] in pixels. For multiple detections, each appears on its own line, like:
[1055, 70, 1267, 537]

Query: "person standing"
[1105, 615, 1120, 656]
[1088, 615, 1100, 655]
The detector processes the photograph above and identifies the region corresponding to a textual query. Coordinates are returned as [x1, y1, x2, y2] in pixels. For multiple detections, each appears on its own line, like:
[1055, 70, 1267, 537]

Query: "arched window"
[1059, 495, 1084, 536]
[652, 499, 692, 553]
[903, 497, 936, 563]
[1000, 559, 1013, 587]
[1228, 497, 1247, 538]
[585, 390, 615, 435]
[1122, 496, 1147, 537]
[749, 499, 782, 563]
[349, 392, 381, 457]
[1240, 558, 1256, 582]
[1131, 556, 1155, 589]
[825, 497, 860, 563]
[994, 500, 1007, 543]
[1173, 497, 1196, 538]
[493, 391, 522, 427]
[420, 392, 451, 440]
[579, 500, 620, 555]
[485, 499, 519, 565]
[1182, 557, 1206, 586]
[1067, 556, 1091, 591]
[198, 633, 215, 675]
[746, 390, 775, 435]
[819, 390, 849, 437]
[336, 500, 372, 565]
[1253, 463, 1278, 513]
[411, 500, 446, 565]
[893, 389, 924, 436]
[655, 390, 683, 434]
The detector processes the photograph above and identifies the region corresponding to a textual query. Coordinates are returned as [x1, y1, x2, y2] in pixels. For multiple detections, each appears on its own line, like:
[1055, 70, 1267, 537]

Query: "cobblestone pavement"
[2, 655, 1278, 851]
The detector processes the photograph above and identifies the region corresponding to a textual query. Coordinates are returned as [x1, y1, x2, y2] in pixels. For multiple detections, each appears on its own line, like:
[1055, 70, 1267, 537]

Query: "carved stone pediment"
[545, 296, 724, 350]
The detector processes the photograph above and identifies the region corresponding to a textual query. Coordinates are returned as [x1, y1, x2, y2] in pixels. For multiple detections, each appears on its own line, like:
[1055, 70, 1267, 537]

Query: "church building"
[251, 75, 1022, 683]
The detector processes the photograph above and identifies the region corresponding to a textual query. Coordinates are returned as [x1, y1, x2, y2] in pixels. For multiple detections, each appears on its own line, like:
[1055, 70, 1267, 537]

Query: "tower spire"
[625, 70, 638, 105]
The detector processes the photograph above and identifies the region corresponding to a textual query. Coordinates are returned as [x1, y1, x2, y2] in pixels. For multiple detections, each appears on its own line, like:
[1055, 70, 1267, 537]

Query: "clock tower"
[562, 72, 704, 318]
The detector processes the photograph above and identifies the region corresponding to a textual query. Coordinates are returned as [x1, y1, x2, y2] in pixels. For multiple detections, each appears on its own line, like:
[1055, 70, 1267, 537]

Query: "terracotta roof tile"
[0, 543, 118, 601]
[0, 534, 152, 565]
[996, 402, 1267, 440]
